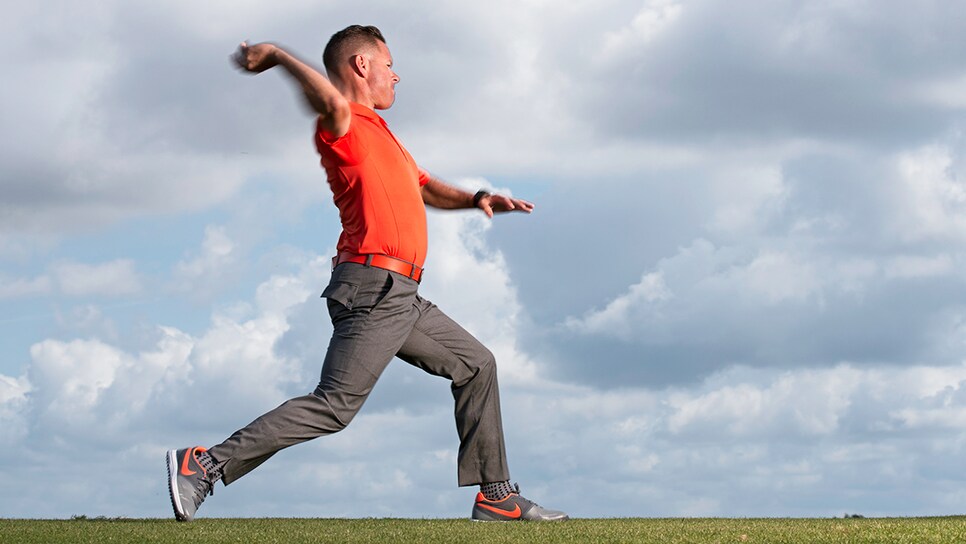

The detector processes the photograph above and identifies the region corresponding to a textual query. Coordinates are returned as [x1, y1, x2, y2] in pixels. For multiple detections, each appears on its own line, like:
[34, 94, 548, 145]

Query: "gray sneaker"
[166, 446, 215, 521]
[471, 484, 569, 522]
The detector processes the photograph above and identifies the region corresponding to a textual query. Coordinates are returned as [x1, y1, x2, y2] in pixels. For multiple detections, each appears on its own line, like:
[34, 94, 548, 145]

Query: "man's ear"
[351, 54, 368, 78]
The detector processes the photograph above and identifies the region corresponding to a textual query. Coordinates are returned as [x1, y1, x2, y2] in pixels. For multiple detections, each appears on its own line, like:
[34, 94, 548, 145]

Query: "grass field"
[2, 517, 965, 544]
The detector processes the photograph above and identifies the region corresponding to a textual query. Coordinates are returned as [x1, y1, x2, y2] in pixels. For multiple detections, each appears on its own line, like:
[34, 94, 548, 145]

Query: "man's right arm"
[233, 42, 351, 138]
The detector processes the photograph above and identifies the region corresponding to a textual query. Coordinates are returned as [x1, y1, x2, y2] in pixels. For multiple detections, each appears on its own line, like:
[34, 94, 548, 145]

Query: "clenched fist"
[233, 41, 279, 73]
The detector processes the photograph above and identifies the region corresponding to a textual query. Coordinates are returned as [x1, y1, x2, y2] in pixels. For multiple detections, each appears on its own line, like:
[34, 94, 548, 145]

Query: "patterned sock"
[480, 481, 515, 501]
[197, 450, 225, 484]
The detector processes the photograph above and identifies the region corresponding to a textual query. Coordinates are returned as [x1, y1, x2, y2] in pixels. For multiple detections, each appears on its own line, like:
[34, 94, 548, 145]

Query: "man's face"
[366, 41, 399, 110]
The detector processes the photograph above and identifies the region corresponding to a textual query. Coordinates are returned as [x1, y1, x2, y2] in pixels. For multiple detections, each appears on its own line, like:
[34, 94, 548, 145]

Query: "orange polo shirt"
[315, 103, 430, 268]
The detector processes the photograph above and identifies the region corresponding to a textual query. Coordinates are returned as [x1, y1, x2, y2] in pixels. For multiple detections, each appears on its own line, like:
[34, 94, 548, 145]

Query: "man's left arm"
[420, 174, 534, 219]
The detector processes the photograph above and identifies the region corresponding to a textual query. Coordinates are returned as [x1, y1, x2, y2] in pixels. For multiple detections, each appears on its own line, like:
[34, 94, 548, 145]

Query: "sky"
[3, 0, 966, 519]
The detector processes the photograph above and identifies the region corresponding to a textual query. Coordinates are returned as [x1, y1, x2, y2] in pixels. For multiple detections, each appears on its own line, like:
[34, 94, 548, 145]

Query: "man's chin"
[375, 94, 396, 110]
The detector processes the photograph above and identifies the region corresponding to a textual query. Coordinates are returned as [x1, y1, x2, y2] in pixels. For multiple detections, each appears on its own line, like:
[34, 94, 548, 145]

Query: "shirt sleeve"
[315, 116, 368, 166]
[416, 167, 431, 187]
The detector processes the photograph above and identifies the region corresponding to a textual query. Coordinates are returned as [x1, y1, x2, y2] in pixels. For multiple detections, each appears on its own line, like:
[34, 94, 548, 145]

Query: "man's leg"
[395, 295, 568, 521]
[169, 265, 419, 520]
[209, 265, 419, 482]
[395, 294, 509, 486]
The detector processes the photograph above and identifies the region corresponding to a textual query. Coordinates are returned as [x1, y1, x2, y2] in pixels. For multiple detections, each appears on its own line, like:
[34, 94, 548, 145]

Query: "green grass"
[2, 517, 965, 544]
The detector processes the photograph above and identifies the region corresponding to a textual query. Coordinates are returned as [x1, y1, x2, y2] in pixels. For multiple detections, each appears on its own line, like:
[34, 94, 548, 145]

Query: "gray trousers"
[208, 263, 510, 487]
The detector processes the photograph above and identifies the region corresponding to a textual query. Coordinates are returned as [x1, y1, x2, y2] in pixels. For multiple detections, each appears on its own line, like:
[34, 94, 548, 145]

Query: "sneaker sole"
[471, 515, 571, 522]
[472, 506, 569, 522]
[166, 450, 189, 521]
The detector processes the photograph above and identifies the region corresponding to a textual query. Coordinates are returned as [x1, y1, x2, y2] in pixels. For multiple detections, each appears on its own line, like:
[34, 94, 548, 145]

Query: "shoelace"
[200, 477, 215, 497]
[511, 483, 544, 508]
[194, 452, 221, 497]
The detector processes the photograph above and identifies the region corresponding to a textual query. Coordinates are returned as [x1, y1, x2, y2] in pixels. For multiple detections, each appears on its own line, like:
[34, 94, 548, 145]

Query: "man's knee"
[309, 386, 366, 432]
[459, 346, 497, 386]
[477, 347, 496, 373]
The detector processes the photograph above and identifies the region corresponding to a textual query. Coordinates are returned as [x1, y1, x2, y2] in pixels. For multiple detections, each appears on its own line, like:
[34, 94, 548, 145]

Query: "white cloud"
[666, 366, 861, 436]
[893, 406, 966, 429]
[660, 363, 966, 440]
[0, 373, 31, 410]
[913, 72, 966, 109]
[502, 361, 966, 517]
[174, 225, 236, 281]
[742, 251, 821, 304]
[20, 254, 327, 441]
[0, 373, 31, 445]
[894, 145, 966, 242]
[190, 312, 297, 402]
[601, 0, 684, 56]
[50, 259, 142, 297]
[707, 164, 787, 236]
[255, 274, 313, 317]
[565, 272, 672, 338]
[53, 304, 119, 341]
[0, 259, 141, 300]
[30, 338, 128, 424]
[0, 275, 51, 299]
[182, 258, 330, 410]
[564, 240, 831, 341]
[884, 254, 955, 279]
[0, 1, 280, 236]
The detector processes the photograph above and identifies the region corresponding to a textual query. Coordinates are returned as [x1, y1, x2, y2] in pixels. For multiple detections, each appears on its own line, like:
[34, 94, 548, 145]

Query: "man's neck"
[335, 82, 375, 110]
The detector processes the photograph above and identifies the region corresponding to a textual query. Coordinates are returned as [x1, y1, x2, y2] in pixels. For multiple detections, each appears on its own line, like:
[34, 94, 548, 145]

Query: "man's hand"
[478, 194, 535, 218]
[230, 40, 349, 135]
[233, 41, 279, 73]
[420, 177, 534, 217]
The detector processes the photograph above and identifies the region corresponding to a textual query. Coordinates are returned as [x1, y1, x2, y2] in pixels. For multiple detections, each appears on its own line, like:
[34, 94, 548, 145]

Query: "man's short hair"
[323, 25, 386, 77]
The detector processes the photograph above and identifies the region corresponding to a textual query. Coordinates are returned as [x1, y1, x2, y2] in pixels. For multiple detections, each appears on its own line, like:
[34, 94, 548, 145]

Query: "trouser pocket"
[322, 265, 396, 336]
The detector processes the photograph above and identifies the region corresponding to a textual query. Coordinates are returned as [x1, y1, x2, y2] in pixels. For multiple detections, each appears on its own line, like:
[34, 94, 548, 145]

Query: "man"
[166, 25, 567, 522]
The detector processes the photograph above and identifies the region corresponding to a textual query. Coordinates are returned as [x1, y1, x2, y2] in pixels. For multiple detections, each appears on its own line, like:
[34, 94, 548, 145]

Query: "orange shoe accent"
[180, 447, 207, 477]
[477, 502, 522, 519]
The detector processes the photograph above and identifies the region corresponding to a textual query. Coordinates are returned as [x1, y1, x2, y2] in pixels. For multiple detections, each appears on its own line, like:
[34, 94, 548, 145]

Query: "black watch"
[473, 190, 490, 208]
